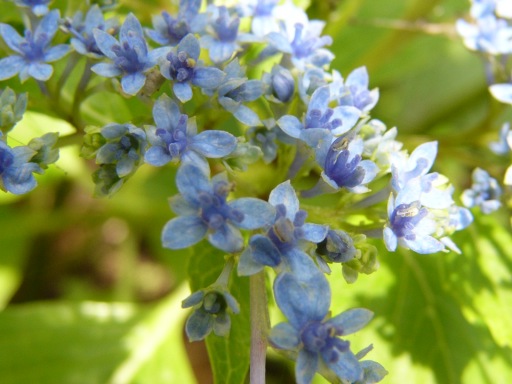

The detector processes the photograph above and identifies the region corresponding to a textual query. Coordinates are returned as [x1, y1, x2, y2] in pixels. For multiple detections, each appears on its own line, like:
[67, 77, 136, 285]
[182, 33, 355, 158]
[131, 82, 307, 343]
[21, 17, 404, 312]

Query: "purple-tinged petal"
[27, 63, 53, 81]
[229, 198, 275, 229]
[248, 234, 281, 267]
[185, 309, 214, 341]
[301, 223, 328, 243]
[403, 235, 445, 254]
[383, 227, 397, 251]
[309, 86, 330, 112]
[176, 162, 211, 203]
[0, 24, 24, 53]
[93, 29, 119, 60]
[34, 10, 60, 42]
[238, 246, 265, 276]
[178, 33, 200, 60]
[144, 146, 172, 166]
[277, 115, 303, 139]
[327, 349, 363, 383]
[120, 13, 145, 42]
[162, 215, 207, 249]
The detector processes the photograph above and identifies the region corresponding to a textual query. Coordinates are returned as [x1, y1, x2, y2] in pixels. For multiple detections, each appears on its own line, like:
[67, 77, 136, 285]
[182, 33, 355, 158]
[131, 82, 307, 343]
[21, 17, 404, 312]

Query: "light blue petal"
[178, 33, 200, 60]
[404, 235, 445, 254]
[383, 227, 397, 252]
[169, 194, 197, 215]
[208, 223, 244, 253]
[249, 235, 281, 267]
[173, 81, 193, 102]
[296, 349, 318, 384]
[91, 62, 123, 77]
[360, 360, 389, 383]
[121, 72, 146, 95]
[274, 271, 329, 329]
[144, 146, 172, 166]
[44, 45, 70, 62]
[120, 13, 144, 43]
[176, 162, 211, 203]
[185, 309, 214, 341]
[346, 66, 368, 88]
[93, 29, 119, 59]
[326, 308, 373, 335]
[330, 106, 360, 135]
[162, 215, 207, 249]
[266, 32, 292, 53]
[233, 104, 262, 126]
[181, 290, 204, 308]
[116, 157, 136, 177]
[229, 198, 275, 229]
[269, 180, 299, 218]
[277, 115, 303, 139]
[2, 166, 38, 195]
[308, 85, 329, 112]
[0, 24, 23, 53]
[208, 40, 237, 63]
[269, 322, 300, 350]
[191, 130, 237, 157]
[192, 67, 225, 89]
[327, 350, 363, 383]
[237, 246, 265, 276]
[0, 56, 23, 80]
[301, 223, 328, 243]
[28, 63, 53, 81]
[35, 10, 59, 42]
[153, 94, 180, 130]
[490, 83, 512, 104]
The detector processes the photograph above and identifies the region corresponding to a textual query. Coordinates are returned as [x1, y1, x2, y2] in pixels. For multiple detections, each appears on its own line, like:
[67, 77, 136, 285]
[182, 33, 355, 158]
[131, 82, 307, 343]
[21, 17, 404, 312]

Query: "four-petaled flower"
[160, 33, 226, 102]
[92, 13, 164, 95]
[0, 10, 70, 82]
[162, 162, 275, 253]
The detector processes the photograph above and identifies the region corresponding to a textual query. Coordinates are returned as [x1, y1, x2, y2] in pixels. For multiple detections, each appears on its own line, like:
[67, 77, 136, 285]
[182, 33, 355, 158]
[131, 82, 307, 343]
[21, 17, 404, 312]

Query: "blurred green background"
[0, 0, 511, 383]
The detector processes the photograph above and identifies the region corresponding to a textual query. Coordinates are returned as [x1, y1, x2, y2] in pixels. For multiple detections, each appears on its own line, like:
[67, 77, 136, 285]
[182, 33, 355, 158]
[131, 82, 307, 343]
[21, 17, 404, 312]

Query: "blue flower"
[456, 14, 512, 54]
[199, 6, 247, 64]
[461, 168, 502, 213]
[0, 10, 70, 82]
[217, 59, 263, 126]
[270, 272, 372, 384]
[335, 67, 379, 114]
[489, 122, 512, 154]
[146, 0, 201, 46]
[0, 135, 41, 195]
[315, 229, 357, 264]
[390, 141, 438, 191]
[237, 0, 280, 37]
[144, 94, 237, 169]
[265, 19, 334, 70]
[160, 34, 226, 102]
[238, 180, 328, 276]
[14, 0, 51, 16]
[182, 286, 240, 341]
[384, 181, 446, 254]
[277, 85, 360, 147]
[63, 5, 118, 58]
[162, 162, 275, 253]
[92, 13, 164, 95]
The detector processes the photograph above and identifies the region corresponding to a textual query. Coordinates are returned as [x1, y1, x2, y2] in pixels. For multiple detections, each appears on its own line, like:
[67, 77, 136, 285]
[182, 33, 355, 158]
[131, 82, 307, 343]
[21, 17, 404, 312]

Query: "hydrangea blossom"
[238, 180, 328, 276]
[144, 94, 237, 170]
[334, 67, 379, 114]
[277, 85, 360, 147]
[63, 5, 118, 58]
[182, 285, 240, 341]
[0, 134, 41, 195]
[270, 270, 372, 384]
[236, 0, 280, 37]
[461, 168, 502, 214]
[146, 0, 201, 46]
[456, 14, 512, 54]
[160, 33, 226, 102]
[162, 162, 275, 253]
[0, 10, 70, 82]
[92, 13, 164, 95]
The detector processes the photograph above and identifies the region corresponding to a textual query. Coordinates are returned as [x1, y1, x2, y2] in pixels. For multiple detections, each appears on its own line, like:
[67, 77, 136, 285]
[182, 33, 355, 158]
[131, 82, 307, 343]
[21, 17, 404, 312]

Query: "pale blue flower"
[144, 94, 237, 169]
[238, 180, 328, 276]
[146, 0, 201, 46]
[0, 135, 41, 195]
[160, 34, 226, 102]
[489, 83, 512, 104]
[63, 5, 118, 58]
[236, 0, 280, 37]
[162, 162, 275, 253]
[182, 286, 239, 341]
[92, 13, 164, 95]
[461, 168, 502, 213]
[270, 273, 372, 384]
[456, 15, 512, 54]
[489, 122, 512, 154]
[0, 10, 70, 82]
[335, 67, 379, 114]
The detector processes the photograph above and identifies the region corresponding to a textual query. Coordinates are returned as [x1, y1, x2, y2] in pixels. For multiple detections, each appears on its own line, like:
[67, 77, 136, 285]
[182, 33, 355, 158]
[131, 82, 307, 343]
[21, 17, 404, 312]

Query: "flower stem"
[250, 271, 269, 384]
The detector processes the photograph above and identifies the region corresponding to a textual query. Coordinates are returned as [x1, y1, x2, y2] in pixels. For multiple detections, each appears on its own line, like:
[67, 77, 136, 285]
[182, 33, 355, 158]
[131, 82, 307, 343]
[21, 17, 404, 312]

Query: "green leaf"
[187, 245, 251, 384]
[0, 287, 195, 384]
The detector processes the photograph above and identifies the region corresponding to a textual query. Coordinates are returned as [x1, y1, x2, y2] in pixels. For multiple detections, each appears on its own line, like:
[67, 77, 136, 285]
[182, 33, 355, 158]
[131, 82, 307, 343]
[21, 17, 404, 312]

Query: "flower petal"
[191, 130, 237, 158]
[229, 198, 275, 229]
[161, 215, 207, 249]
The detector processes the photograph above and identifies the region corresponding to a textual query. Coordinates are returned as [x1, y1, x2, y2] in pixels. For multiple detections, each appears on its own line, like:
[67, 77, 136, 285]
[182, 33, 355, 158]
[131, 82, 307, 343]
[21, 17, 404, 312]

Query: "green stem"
[249, 271, 269, 384]
[71, 59, 94, 131]
[55, 53, 81, 103]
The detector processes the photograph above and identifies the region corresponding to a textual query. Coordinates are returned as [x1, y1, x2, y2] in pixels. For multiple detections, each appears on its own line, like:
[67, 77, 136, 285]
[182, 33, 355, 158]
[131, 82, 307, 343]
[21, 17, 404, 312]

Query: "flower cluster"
[0, 1, 486, 383]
